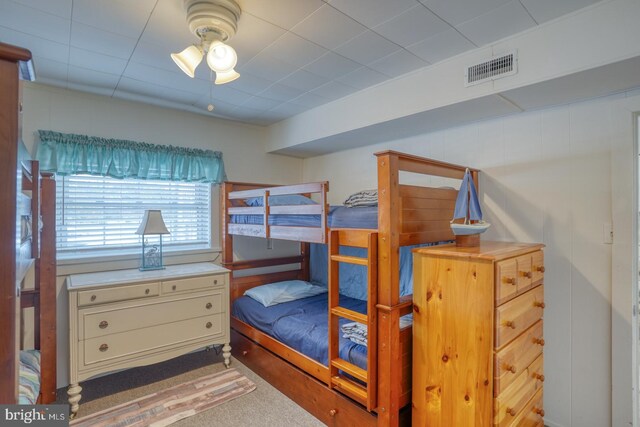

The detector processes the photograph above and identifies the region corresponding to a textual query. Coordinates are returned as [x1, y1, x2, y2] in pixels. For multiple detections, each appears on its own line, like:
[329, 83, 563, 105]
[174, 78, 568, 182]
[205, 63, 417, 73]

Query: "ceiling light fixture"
[171, 0, 241, 84]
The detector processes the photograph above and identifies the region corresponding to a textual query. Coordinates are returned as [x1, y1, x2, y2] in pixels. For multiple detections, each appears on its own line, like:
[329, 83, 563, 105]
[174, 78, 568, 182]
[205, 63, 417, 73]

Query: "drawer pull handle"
[536, 266, 545, 273]
[533, 301, 545, 309]
[504, 320, 516, 329]
[206, 302, 212, 309]
[172, 285, 177, 291]
[506, 408, 516, 417]
[534, 408, 545, 417]
[145, 288, 150, 295]
[206, 322, 212, 329]
[99, 321, 109, 329]
[504, 277, 515, 285]
[534, 338, 545, 346]
[91, 295, 97, 302]
[533, 373, 545, 382]
[99, 344, 109, 352]
[523, 271, 532, 279]
[504, 364, 517, 374]
[329, 409, 337, 417]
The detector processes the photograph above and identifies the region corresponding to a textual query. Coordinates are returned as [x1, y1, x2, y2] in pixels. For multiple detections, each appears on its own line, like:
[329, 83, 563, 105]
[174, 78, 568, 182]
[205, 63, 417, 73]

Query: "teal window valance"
[36, 130, 226, 184]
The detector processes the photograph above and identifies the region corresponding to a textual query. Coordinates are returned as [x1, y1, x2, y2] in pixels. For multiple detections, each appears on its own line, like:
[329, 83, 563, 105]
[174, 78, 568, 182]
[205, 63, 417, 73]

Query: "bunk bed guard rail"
[223, 181, 329, 244]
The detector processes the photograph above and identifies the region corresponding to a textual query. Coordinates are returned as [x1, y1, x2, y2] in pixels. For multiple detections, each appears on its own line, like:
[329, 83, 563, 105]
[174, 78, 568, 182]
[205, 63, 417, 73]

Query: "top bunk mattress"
[230, 205, 378, 229]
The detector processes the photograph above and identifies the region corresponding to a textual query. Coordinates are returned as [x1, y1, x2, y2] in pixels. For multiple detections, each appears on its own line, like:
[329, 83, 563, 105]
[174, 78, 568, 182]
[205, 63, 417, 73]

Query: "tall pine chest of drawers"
[413, 242, 546, 426]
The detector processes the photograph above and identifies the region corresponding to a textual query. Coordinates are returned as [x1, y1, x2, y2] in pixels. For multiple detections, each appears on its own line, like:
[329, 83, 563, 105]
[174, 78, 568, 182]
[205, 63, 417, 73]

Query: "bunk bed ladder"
[328, 229, 378, 411]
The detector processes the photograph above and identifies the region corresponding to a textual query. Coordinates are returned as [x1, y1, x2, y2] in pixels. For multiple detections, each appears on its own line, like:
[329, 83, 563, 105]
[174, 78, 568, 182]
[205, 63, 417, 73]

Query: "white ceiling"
[0, 0, 601, 126]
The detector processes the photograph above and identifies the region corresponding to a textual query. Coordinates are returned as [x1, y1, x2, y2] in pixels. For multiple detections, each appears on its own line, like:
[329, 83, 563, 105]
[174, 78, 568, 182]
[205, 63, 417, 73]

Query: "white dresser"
[66, 262, 230, 417]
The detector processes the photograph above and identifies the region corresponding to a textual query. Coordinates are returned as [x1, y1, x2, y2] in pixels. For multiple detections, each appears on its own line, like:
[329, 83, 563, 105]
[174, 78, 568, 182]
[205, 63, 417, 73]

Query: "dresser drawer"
[494, 354, 544, 426]
[495, 285, 544, 349]
[81, 290, 225, 340]
[494, 320, 544, 395]
[78, 282, 160, 307]
[162, 274, 225, 294]
[507, 387, 544, 427]
[495, 251, 543, 305]
[531, 251, 544, 284]
[83, 313, 224, 365]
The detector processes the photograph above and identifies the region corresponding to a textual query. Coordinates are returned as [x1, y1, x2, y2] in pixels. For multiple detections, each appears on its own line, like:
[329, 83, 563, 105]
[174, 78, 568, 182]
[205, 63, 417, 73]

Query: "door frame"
[611, 97, 640, 427]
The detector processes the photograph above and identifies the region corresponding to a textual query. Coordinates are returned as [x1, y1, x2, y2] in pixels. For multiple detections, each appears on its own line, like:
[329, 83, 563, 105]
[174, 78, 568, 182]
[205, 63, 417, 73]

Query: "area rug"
[70, 368, 256, 427]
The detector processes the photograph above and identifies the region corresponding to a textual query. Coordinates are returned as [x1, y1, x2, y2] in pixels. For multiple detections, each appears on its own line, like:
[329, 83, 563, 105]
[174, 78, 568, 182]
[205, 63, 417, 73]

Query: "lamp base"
[139, 266, 166, 272]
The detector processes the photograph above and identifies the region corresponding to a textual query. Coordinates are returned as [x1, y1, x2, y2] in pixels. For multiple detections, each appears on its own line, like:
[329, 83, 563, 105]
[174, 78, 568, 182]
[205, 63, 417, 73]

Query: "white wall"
[20, 83, 303, 388]
[303, 91, 640, 427]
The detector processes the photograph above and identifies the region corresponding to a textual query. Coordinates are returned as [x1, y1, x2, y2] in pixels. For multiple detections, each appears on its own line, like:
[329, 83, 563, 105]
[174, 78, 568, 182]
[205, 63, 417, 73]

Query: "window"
[56, 175, 211, 255]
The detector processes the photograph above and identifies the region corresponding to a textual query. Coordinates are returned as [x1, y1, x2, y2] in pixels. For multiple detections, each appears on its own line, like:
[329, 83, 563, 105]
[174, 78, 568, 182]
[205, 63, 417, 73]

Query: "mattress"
[232, 293, 368, 369]
[230, 205, 378, 229]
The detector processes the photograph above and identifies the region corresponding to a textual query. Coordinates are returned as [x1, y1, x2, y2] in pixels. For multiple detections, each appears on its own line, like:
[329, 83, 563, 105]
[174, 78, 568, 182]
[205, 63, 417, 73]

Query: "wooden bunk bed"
[0, 42, 57, 405]
[221, 150, 478, 426]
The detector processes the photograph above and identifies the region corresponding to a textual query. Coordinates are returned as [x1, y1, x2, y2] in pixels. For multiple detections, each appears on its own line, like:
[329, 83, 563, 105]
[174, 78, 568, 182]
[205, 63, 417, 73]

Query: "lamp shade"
[171, 45, 203, 78]
[206, 41, 238, 72]
[135, 210, 170, 235]
[215, 69, 240, 84]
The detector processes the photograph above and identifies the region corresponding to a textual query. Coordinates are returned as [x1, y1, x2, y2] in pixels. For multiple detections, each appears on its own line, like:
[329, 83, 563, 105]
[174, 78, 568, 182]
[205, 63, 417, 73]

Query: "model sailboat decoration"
[450, 168, 491, 236]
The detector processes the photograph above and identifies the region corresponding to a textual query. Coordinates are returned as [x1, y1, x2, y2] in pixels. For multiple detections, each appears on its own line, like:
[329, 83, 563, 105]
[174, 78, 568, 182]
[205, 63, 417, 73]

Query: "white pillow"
[244, 280, 327, 307]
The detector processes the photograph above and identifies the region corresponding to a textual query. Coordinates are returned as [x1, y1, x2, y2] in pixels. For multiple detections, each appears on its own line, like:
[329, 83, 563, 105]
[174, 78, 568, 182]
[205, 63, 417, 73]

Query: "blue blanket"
[232, 294, 368, 369]
[230, 206, 378, 229]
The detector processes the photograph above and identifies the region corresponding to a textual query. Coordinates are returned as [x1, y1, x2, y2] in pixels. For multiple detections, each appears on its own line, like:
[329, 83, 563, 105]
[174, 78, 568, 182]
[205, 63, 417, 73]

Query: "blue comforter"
[232, 293, 368, 369]
[230, 205, 378, 229]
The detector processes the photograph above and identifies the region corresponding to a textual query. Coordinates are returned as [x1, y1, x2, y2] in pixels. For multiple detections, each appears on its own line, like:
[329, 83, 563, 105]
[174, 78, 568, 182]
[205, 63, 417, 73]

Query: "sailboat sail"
[450, 168, 490, 236]
[452, 169, 482, 222]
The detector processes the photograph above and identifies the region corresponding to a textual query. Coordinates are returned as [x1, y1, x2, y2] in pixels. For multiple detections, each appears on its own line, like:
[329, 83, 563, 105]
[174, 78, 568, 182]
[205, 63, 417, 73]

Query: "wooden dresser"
[412, 241, 545, 426]
[67, 262, 230, 418]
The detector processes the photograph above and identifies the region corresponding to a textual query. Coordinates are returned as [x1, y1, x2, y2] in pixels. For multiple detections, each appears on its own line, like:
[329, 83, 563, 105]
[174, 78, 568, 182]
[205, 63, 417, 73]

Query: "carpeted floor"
[56, 349, 323, 427]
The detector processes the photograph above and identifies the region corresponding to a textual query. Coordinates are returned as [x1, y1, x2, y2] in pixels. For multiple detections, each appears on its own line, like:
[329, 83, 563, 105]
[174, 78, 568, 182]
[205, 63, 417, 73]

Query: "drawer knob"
[145, 288, 150, 295]
[91, 295, 97, 302]
[206, 302, 213, 309]
[242, 350, 248, 356]
[523, 271, 532, 279]
[533, 301, 546, 309]
[206, 322, 213, 329]
[504, 320, 516, 329]
[536, 266, 545, 273]
[214, 279, 218, 285]
[329, 409, 337, 417]
[504, 277, 515, 285]
[533, 373, 545, 382]
[99, 320, 109, 329]
[534, 338, 545, 346]
[504, 364, 517, 374]
[506, 408, 516, 417]
[172, 285, 177, 291]
[99, 344, 109, 352]
[534, 407, 545, 417]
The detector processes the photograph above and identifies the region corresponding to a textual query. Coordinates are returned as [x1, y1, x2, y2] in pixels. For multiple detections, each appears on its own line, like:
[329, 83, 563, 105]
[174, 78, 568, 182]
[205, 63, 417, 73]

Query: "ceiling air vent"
[465, 51, 517, 87]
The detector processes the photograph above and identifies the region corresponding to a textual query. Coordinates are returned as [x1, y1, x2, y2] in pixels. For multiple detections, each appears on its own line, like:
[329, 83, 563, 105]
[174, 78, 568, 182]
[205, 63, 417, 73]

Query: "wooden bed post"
[376, 152, 402, 427]
[38, 172, 56, 403]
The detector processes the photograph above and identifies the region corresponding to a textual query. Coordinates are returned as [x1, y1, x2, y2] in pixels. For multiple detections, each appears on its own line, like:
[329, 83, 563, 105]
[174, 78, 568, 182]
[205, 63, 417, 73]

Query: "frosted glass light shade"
[171, 45, 203, 78]
[206, 41, 237, 73]
[215, 69, 240, 84]
[135, 210, 170, 235]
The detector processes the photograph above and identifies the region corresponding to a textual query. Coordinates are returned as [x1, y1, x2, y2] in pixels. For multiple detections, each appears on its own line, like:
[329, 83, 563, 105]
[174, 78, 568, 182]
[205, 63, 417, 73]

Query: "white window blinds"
[56, 175, 211, 253]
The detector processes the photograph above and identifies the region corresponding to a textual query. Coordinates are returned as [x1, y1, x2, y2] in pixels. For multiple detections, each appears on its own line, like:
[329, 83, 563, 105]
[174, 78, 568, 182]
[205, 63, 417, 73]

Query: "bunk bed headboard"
[375, 150, 478, 247]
